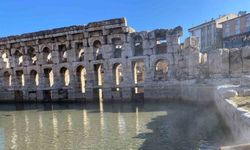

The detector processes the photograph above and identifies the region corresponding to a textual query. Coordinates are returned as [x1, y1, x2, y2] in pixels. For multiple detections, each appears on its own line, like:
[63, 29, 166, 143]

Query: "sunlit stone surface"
[0, 102, 232, 150]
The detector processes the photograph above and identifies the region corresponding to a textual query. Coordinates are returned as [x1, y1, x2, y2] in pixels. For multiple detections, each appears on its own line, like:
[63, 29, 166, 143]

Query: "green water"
[0, 101, 233, 150]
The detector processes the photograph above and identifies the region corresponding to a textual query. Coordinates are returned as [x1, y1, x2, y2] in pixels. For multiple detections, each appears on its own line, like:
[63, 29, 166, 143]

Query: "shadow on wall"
[135, 104, 234, 150]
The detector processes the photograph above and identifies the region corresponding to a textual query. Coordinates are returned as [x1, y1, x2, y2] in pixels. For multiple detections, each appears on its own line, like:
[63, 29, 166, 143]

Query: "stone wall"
[0, 18, 184, 102]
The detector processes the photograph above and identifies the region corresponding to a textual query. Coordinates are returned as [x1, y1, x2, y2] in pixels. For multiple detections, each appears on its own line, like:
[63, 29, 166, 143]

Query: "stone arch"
[154, 59, 168, 81]
[3, 71, 11, 87]
[30, 70, 39, 86]
[58, 44, 67, 62]
[76, 65, 87, 93]
[112, 38, 123, 58]
[133, 35, 143, 56]
[60, 67, 70, 86]
[27, 47, 37, 65]
[2, 52, 10, 68]
[133, 60, 145, 84]
[43, 47, 53, 64]
[94, 64, 104, 86]
[14, 50, 23, 66]
[44, 68, 54, 87]
[75, 42, 85, 61]
[113, 63, 123, 86]
[16, 70, 24, 87]
[93, 40, 103, 60]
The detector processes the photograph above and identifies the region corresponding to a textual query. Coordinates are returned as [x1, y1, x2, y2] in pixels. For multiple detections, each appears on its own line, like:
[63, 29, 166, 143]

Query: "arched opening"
[14, 50, 23, 66]
[76, 66, 87, 93]
[3, 71, 11, 87]
[43, 47, 53, 64]
[133, 36, 143, 56]
[30, 70, 39, 87]
[112, 38, 122, 58]
[94, 64, 104, 86]
[44, 68, 54, 87]
[79, 49, 85, 61]
[76, 42, 84, 61]
[60, 67, 70, 86]
[133, 61, 145, 84]
[113, 63, 123, 86]
[16, 70, 24, 87]
[93, 41, 103, 60]
[155, 59, 168, 81]
[2, 52, 10, 68]
[28, 47, 37, 65]
[58, 45, 67, 63]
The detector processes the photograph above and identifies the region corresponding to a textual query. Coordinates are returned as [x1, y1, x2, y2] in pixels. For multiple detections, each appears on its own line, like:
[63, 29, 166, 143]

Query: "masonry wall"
[0, 18, 184, 102]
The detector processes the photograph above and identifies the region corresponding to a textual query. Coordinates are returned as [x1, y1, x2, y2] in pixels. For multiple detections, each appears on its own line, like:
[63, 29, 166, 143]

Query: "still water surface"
[0, 101, 233, 150]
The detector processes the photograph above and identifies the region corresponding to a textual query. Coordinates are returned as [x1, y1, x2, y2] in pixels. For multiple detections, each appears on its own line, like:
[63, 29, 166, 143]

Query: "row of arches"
[2, 59, 169, 91]
[3, 66, 87, 93]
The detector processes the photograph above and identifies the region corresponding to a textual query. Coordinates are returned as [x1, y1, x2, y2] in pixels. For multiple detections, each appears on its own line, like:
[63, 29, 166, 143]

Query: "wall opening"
[154, 59, 168, 81]
[30, 70, 39, 87]
[3, 71, 11, 87]
[133, 36, 143, 56]
[43, 47, 53, 64]
[60, 67, 70, 86]
[133, 61, 145, 84]
[76, 42, 84, 61]
[14, 50, 23, 66]
[113, 63, 123, 86]
[93, 41, 103, 60]
[112, 38, 122, 58]
[44, 68, 54, 87]
[2, 52, 10, 68]
[28, 47, 37, 65]
[76, 66, 87, 93]
[16, 70, 24, 87]
[94, 64, 104, 86]
[155, 31, 167, 54]
[58, 45, 67, 63]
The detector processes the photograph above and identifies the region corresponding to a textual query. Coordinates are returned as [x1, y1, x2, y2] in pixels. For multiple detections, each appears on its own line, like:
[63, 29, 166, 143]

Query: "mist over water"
[0, 101, 233, 150]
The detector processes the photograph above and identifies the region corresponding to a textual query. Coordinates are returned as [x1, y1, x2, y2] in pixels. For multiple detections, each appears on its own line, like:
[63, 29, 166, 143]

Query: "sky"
[0, 0, 250, 41]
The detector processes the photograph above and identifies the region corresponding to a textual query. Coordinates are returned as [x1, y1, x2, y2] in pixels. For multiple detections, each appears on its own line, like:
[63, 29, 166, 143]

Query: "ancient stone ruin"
[0, 17, 250, 102]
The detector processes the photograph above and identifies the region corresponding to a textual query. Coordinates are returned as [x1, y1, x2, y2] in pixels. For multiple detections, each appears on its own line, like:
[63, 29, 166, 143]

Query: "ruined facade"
[1, 17, 250, 102]
[0, 18, 183, 102]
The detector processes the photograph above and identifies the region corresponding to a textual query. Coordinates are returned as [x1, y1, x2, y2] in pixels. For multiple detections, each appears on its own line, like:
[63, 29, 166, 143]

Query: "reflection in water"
[24, 113, 30, 149]
[11, 114, 17, 150]
[0, 102, 233, 150]
[82, 109, 89, 138]
[118, 112, 126, 135]
[136, 107, 140, 135]
[52, 112, 58, 150]
[99, 101, 105, 133]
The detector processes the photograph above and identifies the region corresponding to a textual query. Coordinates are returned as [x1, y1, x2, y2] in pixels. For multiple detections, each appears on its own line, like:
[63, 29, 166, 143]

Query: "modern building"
[189, 13, 238, 52]
[222, 12, 250, 48]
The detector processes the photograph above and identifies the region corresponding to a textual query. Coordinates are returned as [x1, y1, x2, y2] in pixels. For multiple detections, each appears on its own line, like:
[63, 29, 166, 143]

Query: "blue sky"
[0, 0, 250, 41]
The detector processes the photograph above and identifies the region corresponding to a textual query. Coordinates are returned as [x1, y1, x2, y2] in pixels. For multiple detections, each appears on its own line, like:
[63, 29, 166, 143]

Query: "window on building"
[224, 23, 230, 37]
[235, 19, 240, 34]
[247, 16, 250, 31]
